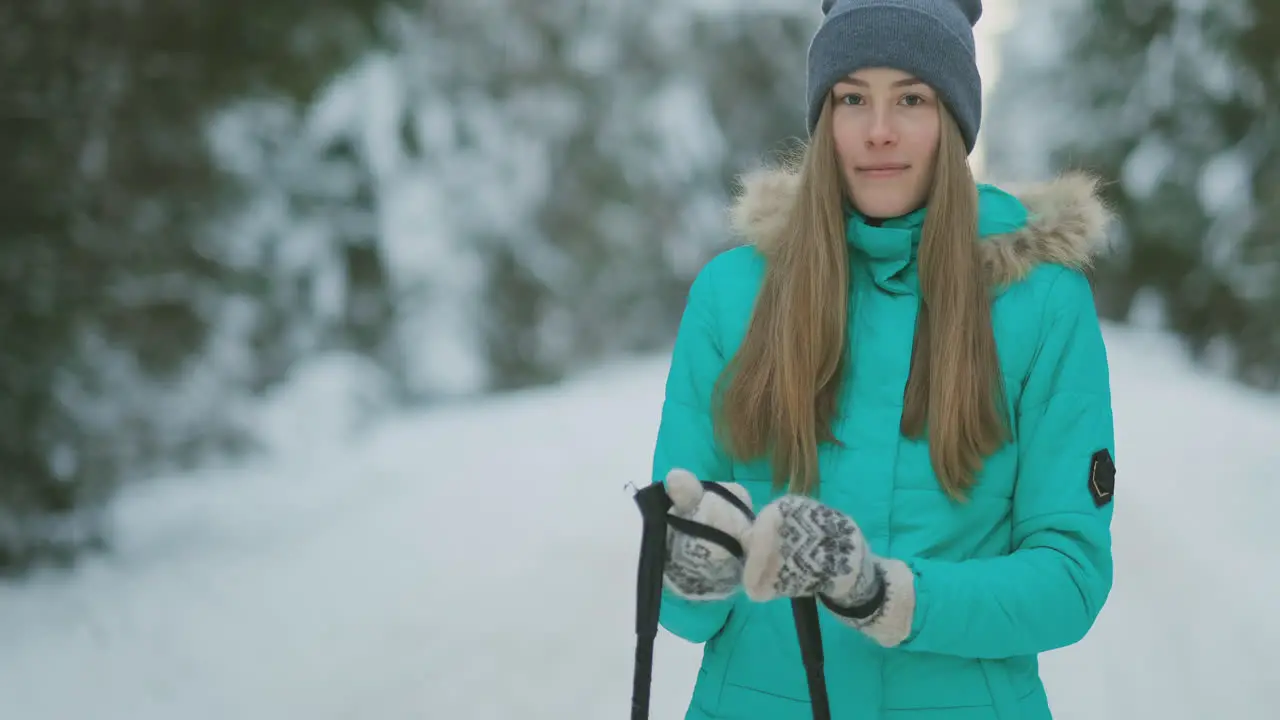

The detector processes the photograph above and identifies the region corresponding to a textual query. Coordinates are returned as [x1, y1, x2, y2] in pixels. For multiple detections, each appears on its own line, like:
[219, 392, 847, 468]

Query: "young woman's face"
[830, 67, 941, 219]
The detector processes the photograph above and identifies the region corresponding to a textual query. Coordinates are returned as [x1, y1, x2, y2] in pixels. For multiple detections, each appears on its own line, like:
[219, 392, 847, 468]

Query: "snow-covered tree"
[218, 1, 817, 398]
[0, 0, 820, 573]
[0, 0, 385, 572]
[986, 0, 1280, 388]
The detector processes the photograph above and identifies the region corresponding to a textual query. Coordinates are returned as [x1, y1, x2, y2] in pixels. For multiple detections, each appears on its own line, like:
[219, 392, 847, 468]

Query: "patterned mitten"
[662, 469, 755, 601]
[741, 494, 916, 647]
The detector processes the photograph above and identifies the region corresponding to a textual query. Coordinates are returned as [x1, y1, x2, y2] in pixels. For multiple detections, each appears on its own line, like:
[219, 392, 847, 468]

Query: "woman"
[651, 0, 1117, 718]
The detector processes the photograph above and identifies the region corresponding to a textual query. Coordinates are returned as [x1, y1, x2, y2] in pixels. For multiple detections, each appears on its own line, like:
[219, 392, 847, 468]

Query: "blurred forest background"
[2, 0, 1276, 575]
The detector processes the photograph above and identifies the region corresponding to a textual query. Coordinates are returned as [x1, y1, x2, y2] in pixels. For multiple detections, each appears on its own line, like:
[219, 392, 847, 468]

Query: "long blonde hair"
[713, 96, 1007, 501]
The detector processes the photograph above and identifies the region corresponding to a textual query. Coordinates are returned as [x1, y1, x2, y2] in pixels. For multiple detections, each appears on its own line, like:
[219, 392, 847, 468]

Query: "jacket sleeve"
[896, 268, 1116, 659]
[651, 259, 737, 643]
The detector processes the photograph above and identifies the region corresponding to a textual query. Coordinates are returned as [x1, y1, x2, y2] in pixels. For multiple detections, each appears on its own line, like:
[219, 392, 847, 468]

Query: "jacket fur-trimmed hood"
[726, 166, 1115, 287]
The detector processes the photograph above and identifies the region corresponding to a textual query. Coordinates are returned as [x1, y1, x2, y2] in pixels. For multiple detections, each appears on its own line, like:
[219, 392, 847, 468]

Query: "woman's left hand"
[741, 494, 880, 604]
[742, 494, 917, 647]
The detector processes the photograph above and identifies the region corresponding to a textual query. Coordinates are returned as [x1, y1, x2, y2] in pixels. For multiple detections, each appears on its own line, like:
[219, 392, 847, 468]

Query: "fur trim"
[982, 172, 1115, 285]
[727, 166, 1114, 287]
[840, 557, 917, 648]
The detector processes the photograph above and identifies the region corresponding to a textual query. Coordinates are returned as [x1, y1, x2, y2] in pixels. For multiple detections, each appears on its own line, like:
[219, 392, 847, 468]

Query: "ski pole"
[629, 480, 831, 720]
[630, 481, 671, 720]
[792, 596, 832, 720]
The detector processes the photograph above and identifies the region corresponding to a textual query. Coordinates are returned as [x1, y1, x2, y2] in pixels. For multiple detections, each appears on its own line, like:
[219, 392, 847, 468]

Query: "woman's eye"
[840, 93, 864, 105]
[901, 94, 925, 106]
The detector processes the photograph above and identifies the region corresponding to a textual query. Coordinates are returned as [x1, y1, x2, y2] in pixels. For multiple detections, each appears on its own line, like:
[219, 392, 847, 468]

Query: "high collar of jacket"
[842, 184, 1033, 294]
[728, 167, 1115, 296]
[845, 203, 922, 293]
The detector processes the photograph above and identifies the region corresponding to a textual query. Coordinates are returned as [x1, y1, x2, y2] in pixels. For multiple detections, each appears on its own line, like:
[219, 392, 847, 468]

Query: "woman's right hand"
[662, 469, 755, 601]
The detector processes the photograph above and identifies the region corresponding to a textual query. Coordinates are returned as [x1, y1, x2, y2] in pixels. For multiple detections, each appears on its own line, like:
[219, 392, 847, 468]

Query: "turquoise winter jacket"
[650, 169, 1117, 719]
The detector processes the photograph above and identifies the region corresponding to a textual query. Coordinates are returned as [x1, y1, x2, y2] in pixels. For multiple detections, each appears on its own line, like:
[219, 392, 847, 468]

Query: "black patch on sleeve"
[1089, 449, 1115, 507]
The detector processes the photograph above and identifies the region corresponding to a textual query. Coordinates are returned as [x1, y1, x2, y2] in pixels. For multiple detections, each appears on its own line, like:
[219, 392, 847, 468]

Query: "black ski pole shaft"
[792, 597, 832, 720]
[631, 483, 673, 720]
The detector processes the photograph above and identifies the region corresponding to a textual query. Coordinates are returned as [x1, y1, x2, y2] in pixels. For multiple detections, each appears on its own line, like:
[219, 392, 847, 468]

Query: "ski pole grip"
[633, 482, 673, 636]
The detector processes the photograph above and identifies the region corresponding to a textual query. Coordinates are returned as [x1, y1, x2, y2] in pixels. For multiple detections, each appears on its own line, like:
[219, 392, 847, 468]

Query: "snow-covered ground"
[1, 321, 1278, 719]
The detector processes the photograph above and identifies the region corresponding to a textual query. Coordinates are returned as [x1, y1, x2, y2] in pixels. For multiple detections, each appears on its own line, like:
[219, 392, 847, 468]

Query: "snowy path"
[0, 325, 1278, 719]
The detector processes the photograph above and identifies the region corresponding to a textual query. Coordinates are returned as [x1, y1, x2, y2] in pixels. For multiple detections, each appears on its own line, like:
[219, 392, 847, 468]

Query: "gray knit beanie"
[806, 0, 984, 154]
